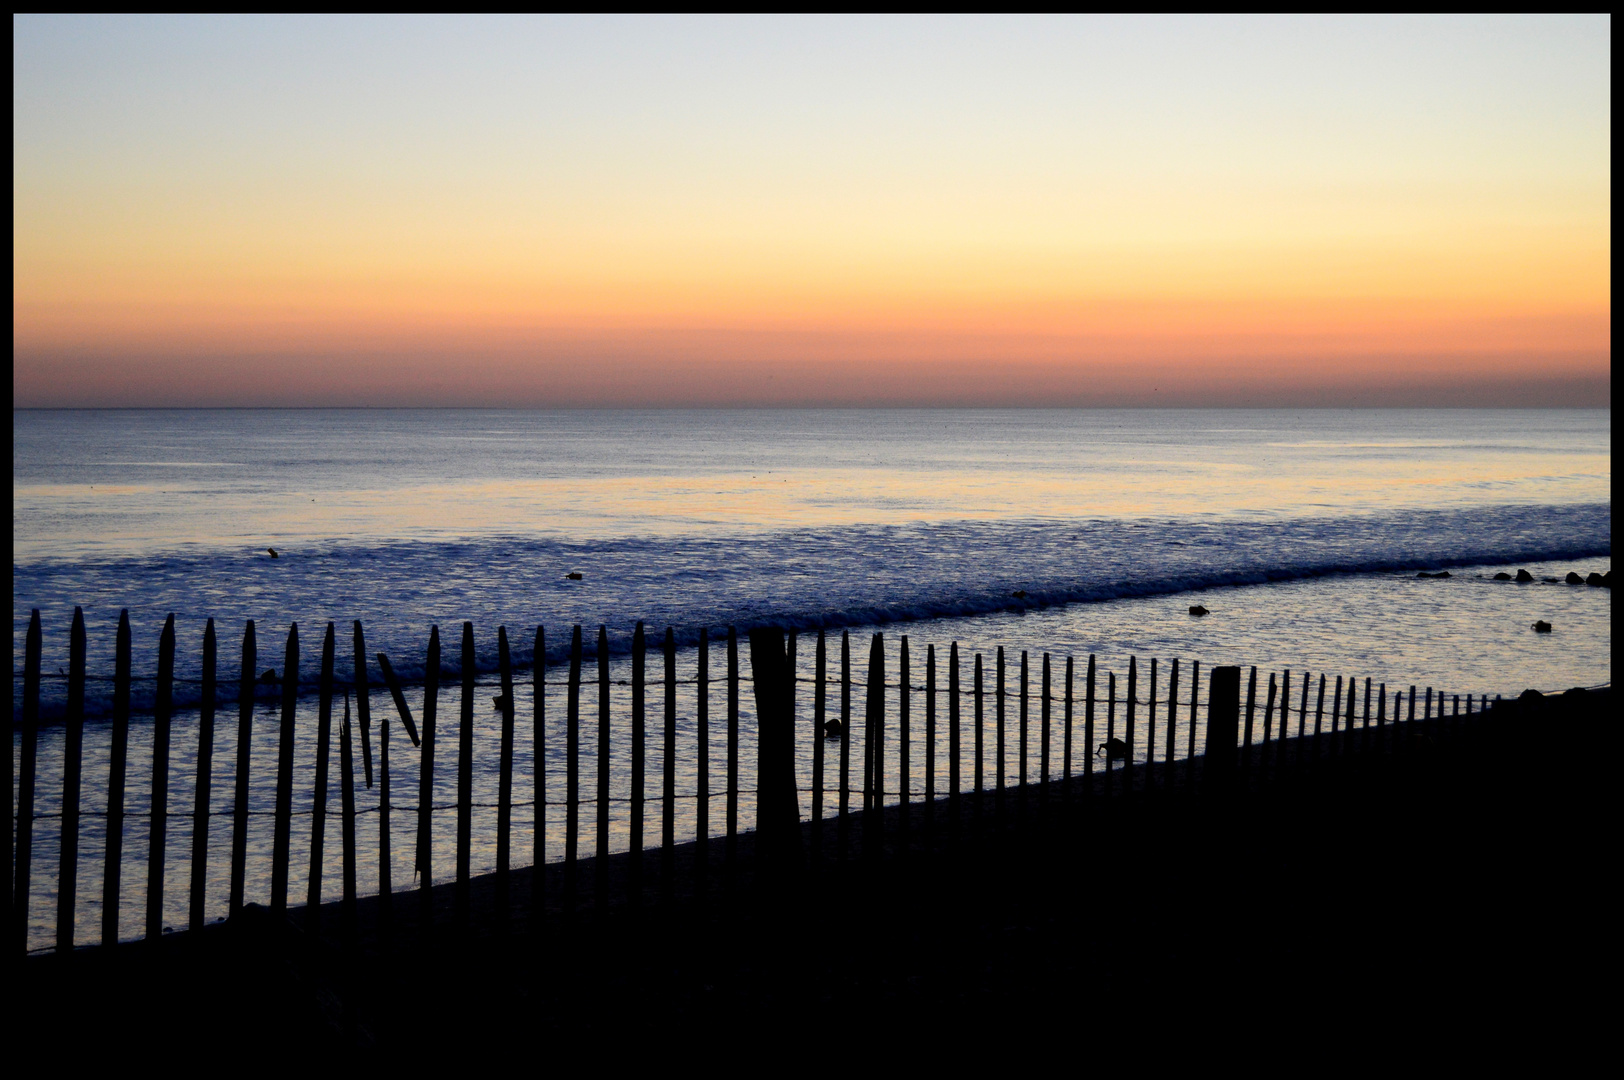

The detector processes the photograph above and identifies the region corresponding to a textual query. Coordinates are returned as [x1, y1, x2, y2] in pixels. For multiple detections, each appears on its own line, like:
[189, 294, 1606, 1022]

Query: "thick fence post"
[1124, 656, 1137, 794]
[750, 628, 803, 867]
[186, 618, 216, 935]
[1203, 666, 1242, 794]
[102, 611, 132, 946]
[16, 610, 42, 957]
[58, 608, 87, 952]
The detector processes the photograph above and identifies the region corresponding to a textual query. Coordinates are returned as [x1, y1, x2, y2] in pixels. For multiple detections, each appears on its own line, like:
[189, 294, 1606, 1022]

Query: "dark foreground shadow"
[20, 688, 1613, 1060]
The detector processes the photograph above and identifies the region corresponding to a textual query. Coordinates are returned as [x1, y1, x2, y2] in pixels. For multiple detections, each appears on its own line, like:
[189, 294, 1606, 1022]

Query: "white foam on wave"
[12, 502, 1609, 719]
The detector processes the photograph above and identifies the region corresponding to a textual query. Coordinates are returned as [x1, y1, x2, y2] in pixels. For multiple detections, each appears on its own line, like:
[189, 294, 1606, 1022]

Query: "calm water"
[11, 408, 1612, 948]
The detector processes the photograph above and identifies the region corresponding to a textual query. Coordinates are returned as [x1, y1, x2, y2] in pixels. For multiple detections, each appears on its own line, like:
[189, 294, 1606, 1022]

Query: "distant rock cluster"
[1487, 567, 1608, 587]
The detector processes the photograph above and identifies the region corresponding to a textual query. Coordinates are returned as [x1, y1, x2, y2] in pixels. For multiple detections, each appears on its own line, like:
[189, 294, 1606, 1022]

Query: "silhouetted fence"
[10, 607, 1497, 956]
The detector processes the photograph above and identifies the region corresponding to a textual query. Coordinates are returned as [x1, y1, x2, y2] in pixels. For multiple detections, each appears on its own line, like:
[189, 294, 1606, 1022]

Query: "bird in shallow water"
[1097, 737, 1129, 762]
[492, 694, 512, 712]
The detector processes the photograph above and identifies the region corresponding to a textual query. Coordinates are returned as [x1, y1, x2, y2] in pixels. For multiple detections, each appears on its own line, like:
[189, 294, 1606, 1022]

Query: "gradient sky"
[13, 15, 1611, 406]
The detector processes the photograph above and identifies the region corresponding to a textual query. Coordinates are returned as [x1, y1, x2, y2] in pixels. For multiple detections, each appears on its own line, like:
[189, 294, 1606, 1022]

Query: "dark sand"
[19, 687, 1612, 1059]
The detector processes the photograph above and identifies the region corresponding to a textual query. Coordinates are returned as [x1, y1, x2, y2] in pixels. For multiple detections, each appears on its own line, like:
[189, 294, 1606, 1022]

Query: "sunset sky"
[13, 15, 1610, 407]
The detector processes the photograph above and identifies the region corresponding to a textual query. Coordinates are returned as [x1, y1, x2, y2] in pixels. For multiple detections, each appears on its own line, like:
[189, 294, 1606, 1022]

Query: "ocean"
[11, 407, 1612, 948]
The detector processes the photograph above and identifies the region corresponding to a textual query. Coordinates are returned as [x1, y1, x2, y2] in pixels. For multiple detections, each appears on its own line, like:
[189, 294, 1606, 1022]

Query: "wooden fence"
[9, 607, 1495, 957]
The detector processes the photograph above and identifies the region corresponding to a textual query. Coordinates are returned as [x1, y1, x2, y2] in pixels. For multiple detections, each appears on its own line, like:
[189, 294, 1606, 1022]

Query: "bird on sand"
[1097, 737, 1129, 761]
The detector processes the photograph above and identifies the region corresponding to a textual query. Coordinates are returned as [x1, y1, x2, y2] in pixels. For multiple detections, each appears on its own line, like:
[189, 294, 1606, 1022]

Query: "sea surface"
[11, 408, 1613, 949]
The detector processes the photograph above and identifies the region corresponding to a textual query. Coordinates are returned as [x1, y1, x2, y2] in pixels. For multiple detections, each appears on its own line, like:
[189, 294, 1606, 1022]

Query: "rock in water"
[267, 547, 278, 559]
[566, 572, 583, 580]
[1566, 572, 1585, 584]
[1586, 572, 1605, 586]
[1531, 620, 1553, 633]
[823, 718, 843, 739]
[1493, 572, 1513, 580]
[1515, 569, 1535, 582]
[1189, 605, 1209, 616]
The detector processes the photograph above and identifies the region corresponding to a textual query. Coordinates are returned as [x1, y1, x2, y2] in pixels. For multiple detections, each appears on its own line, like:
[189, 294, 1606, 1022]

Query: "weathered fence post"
[1242, 667, 1257, 773]
[102, 611, 132, 946]
[145, 614, 176, 942]
[305, 623, 336, 935]
[186, 618, 216, 935]
[750, 628, 803, 867]
[1203, 666, 1242, 794]
[270, 622, 299, 922]
[58, 608, 87, 952]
